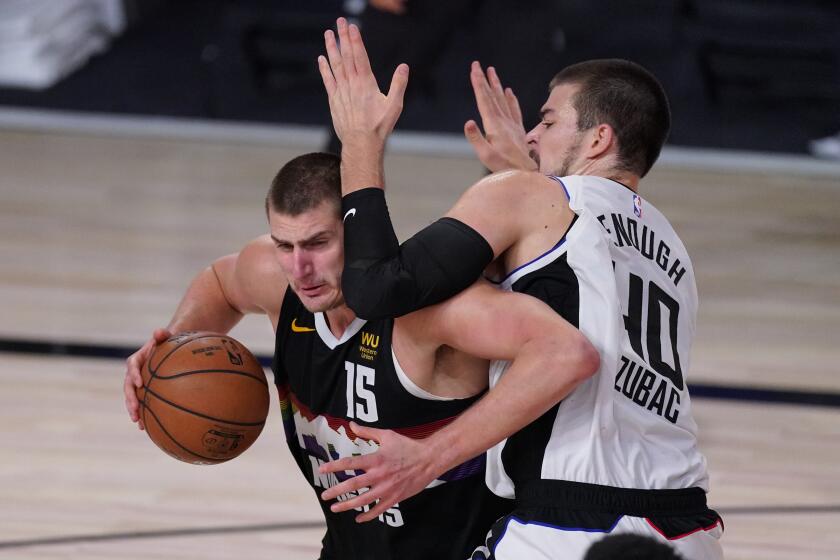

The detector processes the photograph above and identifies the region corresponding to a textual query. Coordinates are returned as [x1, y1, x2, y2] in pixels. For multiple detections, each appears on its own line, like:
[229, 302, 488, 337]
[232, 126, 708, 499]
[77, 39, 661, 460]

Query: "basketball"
[136, 331, 270, 465]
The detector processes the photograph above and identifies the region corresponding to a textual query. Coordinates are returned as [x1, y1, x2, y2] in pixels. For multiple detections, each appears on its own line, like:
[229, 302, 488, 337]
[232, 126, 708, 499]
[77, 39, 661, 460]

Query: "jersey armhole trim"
[391, 348, 459, 401]
[547, 175, 571, 200]
[499, 177, 577, 288]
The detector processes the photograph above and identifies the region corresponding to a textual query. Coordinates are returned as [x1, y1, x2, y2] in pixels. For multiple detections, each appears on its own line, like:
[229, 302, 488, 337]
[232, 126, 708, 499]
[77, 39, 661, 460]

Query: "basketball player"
[122, 152, 598, 559]
[314, 19, 723, 560]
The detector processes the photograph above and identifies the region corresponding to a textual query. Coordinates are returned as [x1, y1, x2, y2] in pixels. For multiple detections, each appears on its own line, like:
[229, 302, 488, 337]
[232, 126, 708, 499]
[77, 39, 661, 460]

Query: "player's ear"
[584, 123, 615, 159]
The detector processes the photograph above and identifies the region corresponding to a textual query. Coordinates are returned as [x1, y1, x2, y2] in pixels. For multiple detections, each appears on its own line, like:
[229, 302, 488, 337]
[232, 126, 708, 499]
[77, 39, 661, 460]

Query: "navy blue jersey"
[272, 289, 511, 559]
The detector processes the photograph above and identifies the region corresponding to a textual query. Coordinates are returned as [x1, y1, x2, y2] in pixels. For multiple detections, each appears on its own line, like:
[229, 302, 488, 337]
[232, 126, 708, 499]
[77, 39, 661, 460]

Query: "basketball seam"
[149, 334, 263, 385]
[154, 368, 268, 386]
[143, 386, 267, 427]
[149, 332, 210, 375]
[141, 402, 225, 463]
[141, 358, 154, 428]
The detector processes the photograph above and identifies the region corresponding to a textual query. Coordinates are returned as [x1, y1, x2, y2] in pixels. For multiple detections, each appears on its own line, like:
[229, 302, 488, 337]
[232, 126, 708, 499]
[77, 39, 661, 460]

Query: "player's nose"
[291, 249, 314, 279]
[525, 124, 541, 144]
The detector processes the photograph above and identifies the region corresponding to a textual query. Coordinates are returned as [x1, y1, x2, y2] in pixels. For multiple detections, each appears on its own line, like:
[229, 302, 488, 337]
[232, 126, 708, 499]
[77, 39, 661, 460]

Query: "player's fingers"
[131, 343, 154, 385]
[124, 375, 145, 430]
[321, 468, 375, 501]
[152, 328, 172, 343]
[126, 349, 147, 389]
[470, 61, 500, 123]
[464, 120, 495, 162]
[319, 454, 367, 475]
[355, 496, 396, 523]
[348, 23, 373, 79]
[336, 18, 356, 77]
[384, 64, 409, 127]
[470, 63, 504, 131]
[505, 87, 524, 128]
[318, 55, 337, 99]
[324, 30, 347, 87]
[349, 421, 388, 444]
[487, 66, 510, 117]
[464, 119, 484, 143]
[329, 490, 377, 514]
[133, 366, 144, 388]
[124, 378, 139, 419]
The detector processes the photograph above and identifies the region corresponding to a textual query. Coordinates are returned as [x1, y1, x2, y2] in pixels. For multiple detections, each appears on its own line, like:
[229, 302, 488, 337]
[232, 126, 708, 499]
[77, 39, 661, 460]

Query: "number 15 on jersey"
[345, 361, 379, 422]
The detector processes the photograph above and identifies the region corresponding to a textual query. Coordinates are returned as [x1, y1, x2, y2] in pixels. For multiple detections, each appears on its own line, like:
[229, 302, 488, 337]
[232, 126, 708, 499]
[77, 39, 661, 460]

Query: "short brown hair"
[550, 59, 670, 177]
[266, 152, 341, 216]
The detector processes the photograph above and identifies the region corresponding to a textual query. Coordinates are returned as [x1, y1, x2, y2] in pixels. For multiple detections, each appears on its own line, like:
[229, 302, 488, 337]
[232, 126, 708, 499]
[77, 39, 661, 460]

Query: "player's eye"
[542, 120, 553, 128]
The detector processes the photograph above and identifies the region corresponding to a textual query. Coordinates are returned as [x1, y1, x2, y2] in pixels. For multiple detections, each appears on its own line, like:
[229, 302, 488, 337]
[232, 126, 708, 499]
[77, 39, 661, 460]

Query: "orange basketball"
[136, 331, 270, 465]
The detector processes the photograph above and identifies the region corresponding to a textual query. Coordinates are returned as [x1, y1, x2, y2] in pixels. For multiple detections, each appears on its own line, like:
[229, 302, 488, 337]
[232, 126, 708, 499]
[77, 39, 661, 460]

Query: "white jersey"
[487, 175, 709, 497]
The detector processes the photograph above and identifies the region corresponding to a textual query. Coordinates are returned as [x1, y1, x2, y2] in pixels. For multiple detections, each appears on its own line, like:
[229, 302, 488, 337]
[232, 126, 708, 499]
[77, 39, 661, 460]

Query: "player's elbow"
[544, 331, 600, 395]
[342, 268, 382, 320]
[342, 265, 404, 320]
[572, 333, 600, 383]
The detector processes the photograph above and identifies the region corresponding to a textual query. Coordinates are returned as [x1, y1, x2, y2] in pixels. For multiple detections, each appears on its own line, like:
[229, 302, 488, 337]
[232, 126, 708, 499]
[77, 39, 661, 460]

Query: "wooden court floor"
[0, 127, 839, 559]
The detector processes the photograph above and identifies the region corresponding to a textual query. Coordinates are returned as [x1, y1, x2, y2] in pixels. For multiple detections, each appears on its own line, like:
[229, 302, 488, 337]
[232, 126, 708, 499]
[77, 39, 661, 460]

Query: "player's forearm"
[427, 337, 598, 476]
[340, 135, 386, 195]
[341, 205, 494, 319]
[167, 265, 244, 334]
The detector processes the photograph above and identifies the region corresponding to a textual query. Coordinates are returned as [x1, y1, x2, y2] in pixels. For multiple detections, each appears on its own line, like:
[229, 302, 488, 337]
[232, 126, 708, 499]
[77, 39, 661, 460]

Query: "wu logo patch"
[633, 194, 643, 218]
[358, 332, 380, 362]
[360, 332, 380, 348]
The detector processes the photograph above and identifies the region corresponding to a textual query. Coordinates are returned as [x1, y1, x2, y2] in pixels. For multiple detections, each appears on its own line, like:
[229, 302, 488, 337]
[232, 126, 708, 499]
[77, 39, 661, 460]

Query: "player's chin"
[300, 290, 342, 313]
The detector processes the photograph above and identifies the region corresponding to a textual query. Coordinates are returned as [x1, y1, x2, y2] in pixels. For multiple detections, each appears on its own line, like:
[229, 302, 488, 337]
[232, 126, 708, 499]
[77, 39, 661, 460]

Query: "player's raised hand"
[124, 328, 171, 430]
[318, 18, 408, 147]
[318, 422, 439, 523]
[464, 62, 538, 172]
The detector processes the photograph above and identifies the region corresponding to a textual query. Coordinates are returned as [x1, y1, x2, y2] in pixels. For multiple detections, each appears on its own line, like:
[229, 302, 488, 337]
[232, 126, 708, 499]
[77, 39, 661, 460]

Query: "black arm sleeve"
[341, 188, 494, 319]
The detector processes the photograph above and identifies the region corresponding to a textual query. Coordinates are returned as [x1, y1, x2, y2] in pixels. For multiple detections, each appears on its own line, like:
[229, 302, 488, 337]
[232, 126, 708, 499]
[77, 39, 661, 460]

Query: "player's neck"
[323, 304, 357, 338]
[576, 158, 640, 192]
[605, 171, 639, 192]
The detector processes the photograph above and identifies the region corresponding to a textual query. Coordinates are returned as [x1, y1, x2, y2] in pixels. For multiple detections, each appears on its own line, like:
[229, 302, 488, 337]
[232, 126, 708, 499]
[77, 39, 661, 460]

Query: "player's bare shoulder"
[228, 235, 288, 322]
[459, 169, 559, 205]
[476, 171, 575, 273]
[446, 170, 569, 260]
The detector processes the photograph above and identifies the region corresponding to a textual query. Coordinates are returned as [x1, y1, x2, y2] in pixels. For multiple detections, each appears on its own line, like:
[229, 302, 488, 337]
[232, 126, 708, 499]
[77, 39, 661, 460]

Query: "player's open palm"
[318, 422, 439, 523]
[318, 18, 408, 146]
[465, 62, 537, 172]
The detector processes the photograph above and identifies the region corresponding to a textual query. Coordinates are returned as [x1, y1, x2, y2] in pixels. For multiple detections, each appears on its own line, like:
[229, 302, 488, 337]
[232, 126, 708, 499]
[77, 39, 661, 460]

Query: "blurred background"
[1, 0, 839, 155]
[1, 2, 839, 560]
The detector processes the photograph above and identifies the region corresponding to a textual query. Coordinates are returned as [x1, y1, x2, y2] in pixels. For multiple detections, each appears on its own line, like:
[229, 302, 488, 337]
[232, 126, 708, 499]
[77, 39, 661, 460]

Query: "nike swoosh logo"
[343, 208, 356, 222]
[291, 318, 316, 333]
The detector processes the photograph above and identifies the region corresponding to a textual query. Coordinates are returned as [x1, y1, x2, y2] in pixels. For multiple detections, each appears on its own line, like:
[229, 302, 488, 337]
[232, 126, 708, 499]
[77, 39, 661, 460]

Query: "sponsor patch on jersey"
[633, 194, 643, 218]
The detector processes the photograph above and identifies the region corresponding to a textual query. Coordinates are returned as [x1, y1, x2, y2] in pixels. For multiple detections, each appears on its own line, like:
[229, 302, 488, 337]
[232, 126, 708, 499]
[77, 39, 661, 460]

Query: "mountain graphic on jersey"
[277, 383, 485, 491]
